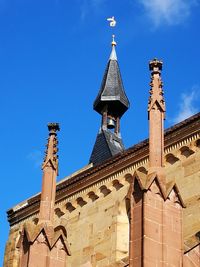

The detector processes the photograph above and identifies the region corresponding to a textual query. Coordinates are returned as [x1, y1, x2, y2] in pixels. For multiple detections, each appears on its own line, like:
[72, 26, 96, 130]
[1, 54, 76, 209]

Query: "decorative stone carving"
[180, 146, 195, 158]
[55, 208, 65, 218]
[100, 185, 111, 196]
[165, 153, 179, 165]
[88, 191, 99, 202]
[137, 166, 148, 174]
[76, 197, 87, 207]
[112, 179, 123, 190]
[66, 202, 76, 213]
[195, 139, 200, 148]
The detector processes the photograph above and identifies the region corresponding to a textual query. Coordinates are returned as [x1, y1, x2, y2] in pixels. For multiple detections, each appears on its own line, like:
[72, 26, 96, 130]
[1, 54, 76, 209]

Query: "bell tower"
[89, 36, 129, 165]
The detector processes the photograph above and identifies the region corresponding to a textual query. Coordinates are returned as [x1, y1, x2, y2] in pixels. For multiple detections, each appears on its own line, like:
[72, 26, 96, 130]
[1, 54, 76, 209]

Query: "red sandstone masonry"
[148, 59, 165, 177]
[163, 190, 183, 266]
[28, 233, 49, 267]
[183, 245, 200, 266]
[49, 239, 66, 267]
[130, 183, 143, 267]
[129, 177, 184, 267]
[143, 184, 163, 266]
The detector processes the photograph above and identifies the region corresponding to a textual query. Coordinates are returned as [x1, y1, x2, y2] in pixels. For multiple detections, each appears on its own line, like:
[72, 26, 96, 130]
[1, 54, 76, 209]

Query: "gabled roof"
[89, 129, 124, 165]
[93, 46, 129, 117]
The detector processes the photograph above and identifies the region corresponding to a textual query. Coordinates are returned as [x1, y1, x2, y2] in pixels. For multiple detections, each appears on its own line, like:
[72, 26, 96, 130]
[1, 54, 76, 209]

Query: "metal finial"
[111, 34, 117, 46]
[107, 17, 117, 46]
[109, 37, 117, 60]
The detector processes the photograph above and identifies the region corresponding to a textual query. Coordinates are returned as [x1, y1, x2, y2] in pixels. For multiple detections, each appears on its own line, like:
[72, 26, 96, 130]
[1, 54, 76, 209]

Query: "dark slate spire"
[89, 36, 129, 165]
[93, 36, 129, 118]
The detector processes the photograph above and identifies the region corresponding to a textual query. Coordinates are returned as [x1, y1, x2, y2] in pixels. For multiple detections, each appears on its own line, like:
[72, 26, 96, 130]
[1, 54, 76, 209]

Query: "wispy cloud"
[173, 88, 199, 123]
[27, 150, 43, 168]
[138, 0, 198, 27]
[79, 0, 106, 21]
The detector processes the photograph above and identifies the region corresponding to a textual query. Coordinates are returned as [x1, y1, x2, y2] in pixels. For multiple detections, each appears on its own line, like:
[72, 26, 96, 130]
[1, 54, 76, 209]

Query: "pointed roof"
[109, 44, 117, 60]
[93, 44, 129, 117]
[89, 129, 124, 165]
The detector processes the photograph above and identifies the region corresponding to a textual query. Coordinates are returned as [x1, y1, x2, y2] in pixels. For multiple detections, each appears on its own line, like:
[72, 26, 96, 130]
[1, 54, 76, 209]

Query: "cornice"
[7, 112, 200, 226]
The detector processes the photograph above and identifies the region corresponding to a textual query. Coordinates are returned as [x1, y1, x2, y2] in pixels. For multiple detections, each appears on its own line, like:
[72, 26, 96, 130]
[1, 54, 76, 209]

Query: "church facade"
[4, 39, 200, 266]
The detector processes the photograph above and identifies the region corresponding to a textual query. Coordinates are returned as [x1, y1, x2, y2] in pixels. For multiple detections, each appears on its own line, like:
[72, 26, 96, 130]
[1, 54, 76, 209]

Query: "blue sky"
[1, 0, 200, 263]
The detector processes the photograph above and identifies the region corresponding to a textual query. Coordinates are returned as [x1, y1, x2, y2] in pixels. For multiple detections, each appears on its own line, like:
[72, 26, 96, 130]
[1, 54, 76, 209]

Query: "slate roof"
[89, 129, 124, 165]
[93, 46, 129, 117]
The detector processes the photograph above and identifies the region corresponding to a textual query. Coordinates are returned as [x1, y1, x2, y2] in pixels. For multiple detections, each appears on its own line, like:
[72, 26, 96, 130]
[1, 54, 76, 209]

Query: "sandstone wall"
[4, 134, 200, 266]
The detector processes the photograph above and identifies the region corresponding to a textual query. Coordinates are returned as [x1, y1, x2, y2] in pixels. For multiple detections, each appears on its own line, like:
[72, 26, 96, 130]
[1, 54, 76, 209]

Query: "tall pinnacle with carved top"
[14, 123, 70, 267]
[148, 59, 166, 179]
[39, 123, 60, 223]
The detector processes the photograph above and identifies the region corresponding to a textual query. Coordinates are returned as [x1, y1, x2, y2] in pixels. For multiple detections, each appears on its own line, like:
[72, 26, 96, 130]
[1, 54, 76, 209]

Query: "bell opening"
[107, 118, 115, 129]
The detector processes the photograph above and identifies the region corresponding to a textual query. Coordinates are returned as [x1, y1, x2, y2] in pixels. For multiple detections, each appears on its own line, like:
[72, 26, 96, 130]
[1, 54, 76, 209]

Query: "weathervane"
[107, 16, 116, 27]
[107, 16, 117, 46]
